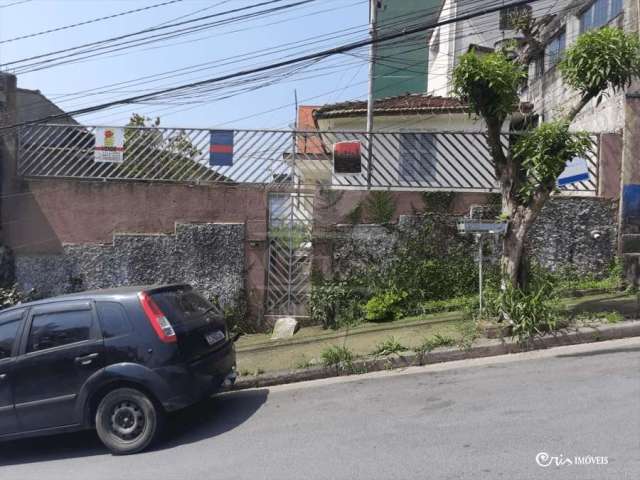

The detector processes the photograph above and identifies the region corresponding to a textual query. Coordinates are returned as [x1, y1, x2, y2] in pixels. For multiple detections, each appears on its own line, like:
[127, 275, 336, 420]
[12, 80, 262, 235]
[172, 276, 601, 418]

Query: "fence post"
[366, 134, 374, 189]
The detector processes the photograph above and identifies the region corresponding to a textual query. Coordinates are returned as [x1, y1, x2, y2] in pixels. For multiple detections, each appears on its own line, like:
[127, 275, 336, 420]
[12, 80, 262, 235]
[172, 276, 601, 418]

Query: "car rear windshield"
[150, 287, 223, 330]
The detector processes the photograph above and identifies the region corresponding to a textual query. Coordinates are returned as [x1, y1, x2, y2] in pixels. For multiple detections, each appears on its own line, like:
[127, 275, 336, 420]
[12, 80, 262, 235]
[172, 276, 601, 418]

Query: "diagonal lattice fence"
[18, 124, 599, 193]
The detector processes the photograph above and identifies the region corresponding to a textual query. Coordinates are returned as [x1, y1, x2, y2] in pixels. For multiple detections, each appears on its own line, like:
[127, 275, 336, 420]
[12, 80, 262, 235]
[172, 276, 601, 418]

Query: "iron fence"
[17, 124, 599, 193]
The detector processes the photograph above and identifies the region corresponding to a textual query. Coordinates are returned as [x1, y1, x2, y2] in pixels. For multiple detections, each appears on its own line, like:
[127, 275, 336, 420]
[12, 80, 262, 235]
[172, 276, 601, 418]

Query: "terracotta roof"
[313, 94, 468, 119]
[313, 93, 533, 119]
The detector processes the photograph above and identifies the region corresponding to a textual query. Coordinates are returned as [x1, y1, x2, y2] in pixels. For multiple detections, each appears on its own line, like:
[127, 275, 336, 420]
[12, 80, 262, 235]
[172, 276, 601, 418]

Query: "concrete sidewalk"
[234, 319, 640, 390]
[235, 291, 639, 375]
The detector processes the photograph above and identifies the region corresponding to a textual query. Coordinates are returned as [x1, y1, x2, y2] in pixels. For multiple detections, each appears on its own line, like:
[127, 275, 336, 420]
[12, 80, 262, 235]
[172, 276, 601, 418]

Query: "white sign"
[94, 127, 125, 163]
[558, 157, 589, 186]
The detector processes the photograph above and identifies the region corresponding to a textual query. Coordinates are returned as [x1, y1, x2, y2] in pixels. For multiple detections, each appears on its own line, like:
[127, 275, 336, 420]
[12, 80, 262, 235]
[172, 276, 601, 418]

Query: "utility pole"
[365, 0, 379, 189]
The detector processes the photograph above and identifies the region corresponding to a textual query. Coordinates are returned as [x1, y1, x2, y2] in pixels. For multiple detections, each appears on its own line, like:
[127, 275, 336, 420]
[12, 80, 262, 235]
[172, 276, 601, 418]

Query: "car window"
[151, 288, 221, 328]
[0, 319, 21, 359]
[96, 302, 132, 338]
[27, 310, 93, 353]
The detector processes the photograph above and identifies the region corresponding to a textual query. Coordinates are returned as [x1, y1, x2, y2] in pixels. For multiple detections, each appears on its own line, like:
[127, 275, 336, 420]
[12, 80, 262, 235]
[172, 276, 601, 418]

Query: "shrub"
[422, 191, 455, 213]
[419, 296, 476, 315]
[497, 282, 561, 343]
[371, 337, 407, 356]
[309, 280, 365, 329]
[0, 285, 34, 311]
[363, 290, 408, 322]
[321, 345, 354, 367]
[364, 191, 396, 224]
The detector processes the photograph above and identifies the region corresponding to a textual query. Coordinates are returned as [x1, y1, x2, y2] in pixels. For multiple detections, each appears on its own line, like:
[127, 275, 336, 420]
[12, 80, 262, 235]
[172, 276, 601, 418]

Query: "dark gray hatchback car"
[0, 284, 237, 454]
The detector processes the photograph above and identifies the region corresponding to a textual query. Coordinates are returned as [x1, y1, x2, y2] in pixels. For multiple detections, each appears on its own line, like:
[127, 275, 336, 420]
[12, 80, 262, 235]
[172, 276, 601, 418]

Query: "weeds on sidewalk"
[321, 345, 354, 370]
[414, 334, 456, 365]
[371, 337, 407, 357]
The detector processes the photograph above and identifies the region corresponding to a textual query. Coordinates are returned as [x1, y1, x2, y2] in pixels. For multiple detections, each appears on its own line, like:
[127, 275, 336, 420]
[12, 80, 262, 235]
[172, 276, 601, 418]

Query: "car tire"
[95, 387, 164, 455]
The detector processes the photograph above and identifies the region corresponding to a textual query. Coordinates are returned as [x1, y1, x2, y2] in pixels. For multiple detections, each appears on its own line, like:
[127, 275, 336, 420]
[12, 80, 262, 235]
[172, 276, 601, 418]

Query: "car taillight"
[138, 292, 177, 343]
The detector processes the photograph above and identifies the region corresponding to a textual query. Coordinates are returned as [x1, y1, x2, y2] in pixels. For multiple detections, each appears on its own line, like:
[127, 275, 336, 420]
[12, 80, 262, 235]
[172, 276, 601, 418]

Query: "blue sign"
[558, 157, 589, 186]
[209, 130, 234, 167]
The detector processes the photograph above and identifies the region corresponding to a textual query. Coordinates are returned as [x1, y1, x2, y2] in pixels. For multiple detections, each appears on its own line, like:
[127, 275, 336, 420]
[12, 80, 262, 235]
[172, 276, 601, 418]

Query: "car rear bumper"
[157, 341, 236, 411]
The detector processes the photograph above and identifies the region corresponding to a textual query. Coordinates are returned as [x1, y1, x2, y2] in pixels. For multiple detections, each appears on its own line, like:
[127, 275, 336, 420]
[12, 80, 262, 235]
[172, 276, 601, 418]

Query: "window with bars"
[545, 31, 566, 69]
[398, 133, 433, 182]
[580, 0, 623, 32]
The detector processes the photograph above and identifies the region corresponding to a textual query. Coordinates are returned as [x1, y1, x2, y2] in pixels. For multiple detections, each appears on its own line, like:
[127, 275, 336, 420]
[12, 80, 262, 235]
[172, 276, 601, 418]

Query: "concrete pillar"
[620, 94, 640, 287]
[0, 72, 17, 286]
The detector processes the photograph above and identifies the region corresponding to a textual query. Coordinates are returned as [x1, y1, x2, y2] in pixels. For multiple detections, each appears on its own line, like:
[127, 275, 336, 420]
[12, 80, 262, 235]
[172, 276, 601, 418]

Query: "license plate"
[205, 330, 225, 346]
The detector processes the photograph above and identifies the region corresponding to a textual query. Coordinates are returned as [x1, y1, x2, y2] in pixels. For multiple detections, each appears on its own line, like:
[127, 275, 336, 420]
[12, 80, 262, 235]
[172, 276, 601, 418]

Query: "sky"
[0, 0, 370, 129]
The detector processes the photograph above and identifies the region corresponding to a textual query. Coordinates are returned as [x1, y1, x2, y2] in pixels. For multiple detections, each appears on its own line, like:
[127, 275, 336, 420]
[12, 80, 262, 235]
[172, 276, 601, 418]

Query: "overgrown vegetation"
[310, 218, 493, 329]
[418, 334, 456, 353]
[371, 337, 407, 357]
[363, 290, 407, 322]
[309, 280, 366, 329]
[364, 191, 396, 224]
[422, 191, 455, 213]
[321, 345, 354, 368]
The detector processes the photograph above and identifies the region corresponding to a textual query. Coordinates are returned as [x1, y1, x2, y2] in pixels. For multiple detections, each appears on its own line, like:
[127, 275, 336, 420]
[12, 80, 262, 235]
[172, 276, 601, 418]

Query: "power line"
[1, 0, 306, 68]
[12, 1, 321, 75]
[0, 0, 31, 8]
[1, 0, 543, 131]
[0, 0, 185, 44]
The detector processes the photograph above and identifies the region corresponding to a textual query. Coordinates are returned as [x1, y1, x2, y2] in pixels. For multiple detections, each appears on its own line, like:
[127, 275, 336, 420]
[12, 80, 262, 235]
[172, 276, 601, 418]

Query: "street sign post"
[457, 216, 507, 315]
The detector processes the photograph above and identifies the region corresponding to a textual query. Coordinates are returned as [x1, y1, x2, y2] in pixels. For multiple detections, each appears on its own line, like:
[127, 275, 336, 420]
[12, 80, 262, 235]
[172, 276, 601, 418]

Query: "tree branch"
[565, 93, 595, 123]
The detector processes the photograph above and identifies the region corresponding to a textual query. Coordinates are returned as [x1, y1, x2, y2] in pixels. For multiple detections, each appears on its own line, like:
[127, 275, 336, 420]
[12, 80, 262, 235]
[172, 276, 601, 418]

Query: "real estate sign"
[558, 157, 589, 186]
[94, 127, 125, 163]
[333, 140, 362, 175]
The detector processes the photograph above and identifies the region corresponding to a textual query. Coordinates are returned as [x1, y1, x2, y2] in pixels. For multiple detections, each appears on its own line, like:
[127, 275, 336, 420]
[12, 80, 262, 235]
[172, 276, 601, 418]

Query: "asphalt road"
[1, 338, 639, 480]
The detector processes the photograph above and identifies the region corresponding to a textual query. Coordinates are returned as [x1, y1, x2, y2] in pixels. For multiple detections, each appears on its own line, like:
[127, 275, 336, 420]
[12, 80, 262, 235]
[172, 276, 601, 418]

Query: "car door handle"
[74, 353, 99, 366]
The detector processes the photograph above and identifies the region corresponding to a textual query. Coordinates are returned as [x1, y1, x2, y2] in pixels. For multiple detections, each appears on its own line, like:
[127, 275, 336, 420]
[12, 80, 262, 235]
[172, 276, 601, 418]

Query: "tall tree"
[452, 25, 640, 287]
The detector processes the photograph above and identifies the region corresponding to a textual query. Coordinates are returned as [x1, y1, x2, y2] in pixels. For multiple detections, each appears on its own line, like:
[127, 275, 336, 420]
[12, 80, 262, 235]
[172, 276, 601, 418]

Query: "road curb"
[231, 320, 640, 390]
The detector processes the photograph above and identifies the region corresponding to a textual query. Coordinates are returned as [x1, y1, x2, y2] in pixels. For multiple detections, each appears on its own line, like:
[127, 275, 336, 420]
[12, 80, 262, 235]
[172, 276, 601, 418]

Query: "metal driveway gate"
[265, 192, 314, 316]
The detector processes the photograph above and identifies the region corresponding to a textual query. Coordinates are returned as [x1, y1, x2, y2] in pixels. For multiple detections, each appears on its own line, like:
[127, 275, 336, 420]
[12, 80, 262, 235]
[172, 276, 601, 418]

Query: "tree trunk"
[501, 212, 528, 288]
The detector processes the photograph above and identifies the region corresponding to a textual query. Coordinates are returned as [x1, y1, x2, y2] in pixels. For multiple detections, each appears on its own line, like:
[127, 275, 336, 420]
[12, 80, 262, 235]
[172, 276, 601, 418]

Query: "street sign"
[558, 157, 589, 186]
[94, 127, 124, 163]
[457, 220, 507, 234]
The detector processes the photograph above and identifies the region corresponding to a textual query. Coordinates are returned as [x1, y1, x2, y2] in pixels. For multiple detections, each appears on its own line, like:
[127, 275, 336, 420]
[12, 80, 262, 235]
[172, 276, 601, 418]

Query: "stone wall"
[527, 198, 618, 275]
[15, 223, 245, 309]
[324, 197, 618, 280]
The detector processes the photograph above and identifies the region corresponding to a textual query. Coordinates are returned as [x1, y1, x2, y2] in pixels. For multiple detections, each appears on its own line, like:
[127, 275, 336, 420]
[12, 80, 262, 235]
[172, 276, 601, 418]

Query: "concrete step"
[621, 234, 640, 254]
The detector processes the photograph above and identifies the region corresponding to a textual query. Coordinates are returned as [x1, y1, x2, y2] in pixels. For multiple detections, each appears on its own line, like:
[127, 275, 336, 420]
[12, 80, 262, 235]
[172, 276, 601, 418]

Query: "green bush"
[419, 296, 476, 315]
[321, 345, 354, 367]
[371, 336, 407, 356]
[309, 280, 365, 329]
[365, 191, 396, 224]
[363, 290, 408, 322]
[496, 282, 561, 343]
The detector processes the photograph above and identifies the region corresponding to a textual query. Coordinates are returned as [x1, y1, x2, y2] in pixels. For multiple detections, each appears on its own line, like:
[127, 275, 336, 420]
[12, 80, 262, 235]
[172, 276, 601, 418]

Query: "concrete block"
[271, 317, 298, 340]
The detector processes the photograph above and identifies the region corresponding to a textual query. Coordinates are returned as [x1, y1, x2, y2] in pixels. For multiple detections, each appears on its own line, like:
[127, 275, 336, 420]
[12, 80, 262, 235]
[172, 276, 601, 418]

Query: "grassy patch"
[371, 337, 407, 357]
[321, 345, 354, 368]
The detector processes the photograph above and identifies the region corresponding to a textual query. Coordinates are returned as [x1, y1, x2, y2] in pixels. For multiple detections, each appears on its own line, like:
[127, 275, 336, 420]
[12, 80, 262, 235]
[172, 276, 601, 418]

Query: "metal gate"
[265, 192, 314, 316]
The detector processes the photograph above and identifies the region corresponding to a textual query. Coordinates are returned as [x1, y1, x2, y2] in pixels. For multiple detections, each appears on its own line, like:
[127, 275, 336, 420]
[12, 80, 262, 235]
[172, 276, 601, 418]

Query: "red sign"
[333, 141, 362, 175]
